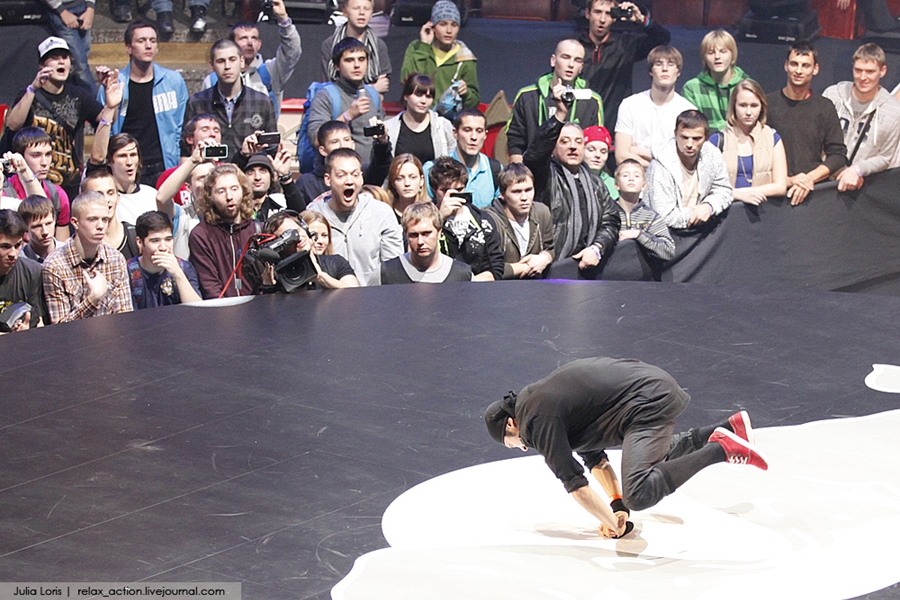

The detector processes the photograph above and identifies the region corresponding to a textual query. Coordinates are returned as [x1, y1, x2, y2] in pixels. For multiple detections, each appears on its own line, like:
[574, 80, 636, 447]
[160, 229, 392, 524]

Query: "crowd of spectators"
[2, 0, 900, 333]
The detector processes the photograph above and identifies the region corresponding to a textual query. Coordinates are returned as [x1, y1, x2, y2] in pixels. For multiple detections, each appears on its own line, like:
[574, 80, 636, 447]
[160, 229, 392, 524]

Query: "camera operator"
[578, 0, 670, 142]
[259, 210, 359, 292]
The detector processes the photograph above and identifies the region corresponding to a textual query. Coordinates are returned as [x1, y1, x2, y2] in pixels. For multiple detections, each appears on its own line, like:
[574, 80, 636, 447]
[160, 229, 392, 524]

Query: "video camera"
[247, 230, 319, 293]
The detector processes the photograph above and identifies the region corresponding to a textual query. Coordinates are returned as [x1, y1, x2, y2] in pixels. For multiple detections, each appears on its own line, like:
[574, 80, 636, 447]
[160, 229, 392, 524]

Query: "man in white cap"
[5, 37, 120, 200]
[36, 0, 96, 94]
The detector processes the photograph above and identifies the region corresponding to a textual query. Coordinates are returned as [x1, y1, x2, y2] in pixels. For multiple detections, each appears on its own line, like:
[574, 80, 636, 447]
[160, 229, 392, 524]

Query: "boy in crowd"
[823, 43, 900, 192]
[616, 45, 696, 167]
[80, 167, 140, 260]
[381, 202, 472, 284]
[429, 156, 504, 282]
[201, 2, 302, 114]
[6, 128, 71, 242]
[423, 108, 501, 208]
[296, 120, 392, 207]
[582, 125, 618, 200]
[17, 196, 66, 263]
[183, 40, 277, 163]
[614, 159, 674, 261]
[127, 211, 201, 309]
[321, 0, 391, 94]
[644, 110, 732, 230]
[305, 148, 403, 286]
[506, 38, 603, 163]
[42, 191, 134, 323]
[485, 163, 554, 280]
[681, 30, 748, 132]
[0, 209, 45, 330]
[308, 38, 386, 165]
[6, 38, 120, 199]
[577, 0, 670, 137]
[401, 1, 480, 112]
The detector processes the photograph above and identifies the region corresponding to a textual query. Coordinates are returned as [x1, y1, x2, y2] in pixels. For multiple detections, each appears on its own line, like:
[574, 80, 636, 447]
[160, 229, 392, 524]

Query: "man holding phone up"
[307, 38, 385, 164]
[429, 156, 504, 282]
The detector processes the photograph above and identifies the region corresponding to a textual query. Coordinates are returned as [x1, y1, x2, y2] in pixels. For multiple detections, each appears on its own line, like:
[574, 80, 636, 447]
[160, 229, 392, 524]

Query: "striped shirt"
[616, 201, 676, 261]
[42, 240, 134, 324]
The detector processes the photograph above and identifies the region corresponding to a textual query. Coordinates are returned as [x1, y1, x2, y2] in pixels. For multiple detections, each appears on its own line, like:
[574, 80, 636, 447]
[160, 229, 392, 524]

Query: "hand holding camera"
[611, 2, 643, 22]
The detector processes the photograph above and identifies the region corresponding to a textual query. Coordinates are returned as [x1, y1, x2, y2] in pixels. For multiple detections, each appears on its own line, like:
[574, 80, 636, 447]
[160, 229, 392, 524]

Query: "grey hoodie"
[822, 81, 900, 176]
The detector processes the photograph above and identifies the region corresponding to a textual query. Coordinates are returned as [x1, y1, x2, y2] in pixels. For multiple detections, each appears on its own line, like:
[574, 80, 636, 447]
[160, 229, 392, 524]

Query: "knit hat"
[431, 0, 460, 25]
[244, 153, 274, 175]
[583, 126, 613, 150]
[484, 391, 518, 444]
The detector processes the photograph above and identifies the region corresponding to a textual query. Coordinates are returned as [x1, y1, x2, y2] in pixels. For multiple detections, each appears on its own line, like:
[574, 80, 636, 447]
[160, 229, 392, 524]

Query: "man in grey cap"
[484, 357, 767, 538]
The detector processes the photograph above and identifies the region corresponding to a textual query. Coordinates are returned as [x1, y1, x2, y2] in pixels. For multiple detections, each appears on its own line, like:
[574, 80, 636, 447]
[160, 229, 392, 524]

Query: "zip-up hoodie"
[505, 72, 604, 157]
[822, 81, 900, 176]
[98, 62, 188, 171]
[681, 66, 748, 133]
[188, 218, 260, 299]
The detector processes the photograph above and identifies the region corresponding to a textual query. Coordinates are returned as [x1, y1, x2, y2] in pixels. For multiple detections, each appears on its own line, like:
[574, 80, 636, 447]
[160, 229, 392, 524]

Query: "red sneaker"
[728, 410, 755, 445]
[709, 427, 768, 470]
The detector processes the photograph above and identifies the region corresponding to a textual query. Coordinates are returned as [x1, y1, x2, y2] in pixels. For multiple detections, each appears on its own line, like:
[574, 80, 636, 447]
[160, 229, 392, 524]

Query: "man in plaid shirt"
[182, 40, 277, 166]
[42, 191, 134, 323]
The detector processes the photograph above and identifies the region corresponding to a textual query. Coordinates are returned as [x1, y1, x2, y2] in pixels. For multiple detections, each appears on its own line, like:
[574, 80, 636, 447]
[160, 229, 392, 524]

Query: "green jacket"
[400, 40, 480, 109]
[504, 72, 604, 156]
[681, 65, 748, 133]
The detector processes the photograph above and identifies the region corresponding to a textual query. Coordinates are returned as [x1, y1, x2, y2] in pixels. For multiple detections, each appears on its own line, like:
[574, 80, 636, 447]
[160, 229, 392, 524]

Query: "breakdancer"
[484, 357, 767, 538]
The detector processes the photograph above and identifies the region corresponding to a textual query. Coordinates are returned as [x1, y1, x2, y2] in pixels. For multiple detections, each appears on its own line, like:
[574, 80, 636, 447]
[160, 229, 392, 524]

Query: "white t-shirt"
[1, 195, 21, 211]
[117, 184, 158, 225]
[510, 218, 530, 256]
[615, 90, 697, 155]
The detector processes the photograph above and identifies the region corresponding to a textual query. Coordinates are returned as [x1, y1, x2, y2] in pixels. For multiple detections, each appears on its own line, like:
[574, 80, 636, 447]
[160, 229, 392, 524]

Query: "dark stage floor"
[2, 281, 900, 599]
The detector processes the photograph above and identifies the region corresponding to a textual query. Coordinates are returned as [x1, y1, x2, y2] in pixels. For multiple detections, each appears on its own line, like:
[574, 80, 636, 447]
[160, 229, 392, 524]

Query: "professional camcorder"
[248, 230, 319, 293]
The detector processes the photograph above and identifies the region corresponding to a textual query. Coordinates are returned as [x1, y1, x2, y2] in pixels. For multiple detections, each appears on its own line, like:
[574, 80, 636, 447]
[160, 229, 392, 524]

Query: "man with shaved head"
[506, 39, 604, 163]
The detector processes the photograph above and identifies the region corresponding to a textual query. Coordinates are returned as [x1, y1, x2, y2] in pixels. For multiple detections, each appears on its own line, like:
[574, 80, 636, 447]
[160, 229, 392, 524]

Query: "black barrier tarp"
[546, 167, 900, 294]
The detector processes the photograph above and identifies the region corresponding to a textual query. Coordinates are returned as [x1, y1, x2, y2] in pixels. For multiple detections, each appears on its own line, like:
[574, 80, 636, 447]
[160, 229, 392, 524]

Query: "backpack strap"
[326, 83, 343, 120]
[256, 62, 272, 90]
[489, 157, 501, 194]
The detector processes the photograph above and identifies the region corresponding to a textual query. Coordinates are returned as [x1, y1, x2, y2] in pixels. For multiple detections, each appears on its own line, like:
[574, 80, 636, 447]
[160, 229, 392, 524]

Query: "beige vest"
[721, 122, 775, 187]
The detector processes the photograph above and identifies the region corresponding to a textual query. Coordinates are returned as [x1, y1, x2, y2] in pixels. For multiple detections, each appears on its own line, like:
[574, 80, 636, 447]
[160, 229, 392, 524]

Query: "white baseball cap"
[38, 36, 70, 61]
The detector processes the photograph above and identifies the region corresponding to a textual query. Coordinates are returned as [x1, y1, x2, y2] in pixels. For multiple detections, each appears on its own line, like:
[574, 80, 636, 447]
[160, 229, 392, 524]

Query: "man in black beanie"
[484, 357, 767, 538]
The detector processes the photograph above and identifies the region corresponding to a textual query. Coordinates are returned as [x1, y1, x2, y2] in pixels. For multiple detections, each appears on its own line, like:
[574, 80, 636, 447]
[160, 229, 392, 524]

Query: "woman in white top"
[384, 73, 455, 165]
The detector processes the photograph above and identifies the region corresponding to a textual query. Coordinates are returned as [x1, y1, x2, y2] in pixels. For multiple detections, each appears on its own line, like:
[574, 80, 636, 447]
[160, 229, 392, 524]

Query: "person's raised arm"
[266, 0, 302, 98]
[5, 65, 59, 131]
